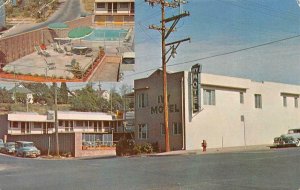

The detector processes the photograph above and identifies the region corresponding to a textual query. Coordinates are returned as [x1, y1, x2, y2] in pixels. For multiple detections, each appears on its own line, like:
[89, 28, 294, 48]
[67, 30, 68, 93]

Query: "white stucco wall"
[185, 73, 300, 150]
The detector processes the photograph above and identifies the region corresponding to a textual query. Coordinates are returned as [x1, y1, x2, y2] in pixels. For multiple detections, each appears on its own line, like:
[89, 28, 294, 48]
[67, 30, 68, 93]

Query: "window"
[33, 122, 42, 128]
[76, 121, 84, 127]
[283, 96, 287, 107]
[138, 124, 148, 139]
[120, 2, 129, 8]
[240, 92, 244, 104]
[254, 94, 262, 109]
[173, 122, 182, 135]
[295, 97, 299, 108]
[97, 3, 105, 9]
[58, 120, 64, 127]
[137, 93, 148, 108]
[203, 89, 215, 105]
[160, 123, 165, 135]
[12, 122, 18, 128]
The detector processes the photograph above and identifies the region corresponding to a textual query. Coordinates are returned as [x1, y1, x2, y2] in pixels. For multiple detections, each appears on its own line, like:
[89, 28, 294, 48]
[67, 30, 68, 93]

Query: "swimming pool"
[83, 29, 128, 41]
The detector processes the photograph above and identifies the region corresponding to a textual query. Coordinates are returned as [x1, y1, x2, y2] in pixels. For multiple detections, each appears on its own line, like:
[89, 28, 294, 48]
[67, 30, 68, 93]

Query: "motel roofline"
[7, 111, 122, 122]
[135, 69, 300, 92]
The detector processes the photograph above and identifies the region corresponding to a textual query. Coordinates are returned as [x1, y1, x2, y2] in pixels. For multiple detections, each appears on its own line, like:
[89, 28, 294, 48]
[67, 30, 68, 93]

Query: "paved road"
[0, 148, 300, 190]
[2, 0, 84, 38]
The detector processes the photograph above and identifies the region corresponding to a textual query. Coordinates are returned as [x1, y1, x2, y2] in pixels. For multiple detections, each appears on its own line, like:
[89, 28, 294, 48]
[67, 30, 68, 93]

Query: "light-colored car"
[273, 129, 300, 147]
[0, 142, 16, 154]
[15, 141, 41, 158]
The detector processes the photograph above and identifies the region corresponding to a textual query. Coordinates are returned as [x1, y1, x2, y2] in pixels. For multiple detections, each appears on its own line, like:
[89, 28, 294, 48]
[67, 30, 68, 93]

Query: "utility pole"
[54, 82, 59, 156]
[146, 0, 190, 152]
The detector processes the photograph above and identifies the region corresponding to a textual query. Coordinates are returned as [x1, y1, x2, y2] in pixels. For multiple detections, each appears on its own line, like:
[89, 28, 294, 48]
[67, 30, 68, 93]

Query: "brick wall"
[0, 16, 93, 64]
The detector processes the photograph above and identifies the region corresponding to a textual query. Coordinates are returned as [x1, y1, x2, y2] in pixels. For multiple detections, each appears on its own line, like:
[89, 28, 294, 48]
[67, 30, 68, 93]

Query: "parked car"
[15, 141, 41, 158]
[0, 139, 4, 150]
[0, 142, 16, 154]
[273, 128, 300, 147]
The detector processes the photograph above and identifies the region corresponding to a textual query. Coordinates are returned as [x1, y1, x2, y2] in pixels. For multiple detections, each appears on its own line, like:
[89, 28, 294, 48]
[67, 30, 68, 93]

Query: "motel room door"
[113, 2, 117, 13]
[42, 123, 47, 134]
[21, 122, 30, 134]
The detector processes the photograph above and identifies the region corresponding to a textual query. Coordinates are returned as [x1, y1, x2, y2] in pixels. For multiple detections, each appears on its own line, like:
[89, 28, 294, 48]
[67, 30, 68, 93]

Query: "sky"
[127, 0, 300, 85]
[2, 0, 300, 90]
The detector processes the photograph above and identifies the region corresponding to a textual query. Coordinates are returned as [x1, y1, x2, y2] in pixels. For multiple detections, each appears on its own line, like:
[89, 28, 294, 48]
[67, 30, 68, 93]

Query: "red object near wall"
[40, 44, 47, 50]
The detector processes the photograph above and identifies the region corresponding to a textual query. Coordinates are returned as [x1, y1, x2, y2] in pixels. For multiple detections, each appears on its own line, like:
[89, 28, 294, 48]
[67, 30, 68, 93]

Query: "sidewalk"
[148, 144, 272, 157]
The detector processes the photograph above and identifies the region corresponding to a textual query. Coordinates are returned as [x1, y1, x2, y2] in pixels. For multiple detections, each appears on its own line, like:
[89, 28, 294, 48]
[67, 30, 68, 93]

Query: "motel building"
[94, 0, 135, 26]
[134, 68, 300, 151]
[0, 111, 129, 157]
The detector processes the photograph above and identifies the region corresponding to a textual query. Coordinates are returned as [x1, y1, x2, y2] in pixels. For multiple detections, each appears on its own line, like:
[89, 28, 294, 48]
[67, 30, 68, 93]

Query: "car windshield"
[6, 144, 15, 147]
[23, 143, 34, 147]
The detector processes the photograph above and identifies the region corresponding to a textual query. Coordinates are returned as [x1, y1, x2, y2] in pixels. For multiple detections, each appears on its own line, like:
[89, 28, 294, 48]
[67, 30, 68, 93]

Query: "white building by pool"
[134, 69, 300, 151]
[94, 0, 134, 26]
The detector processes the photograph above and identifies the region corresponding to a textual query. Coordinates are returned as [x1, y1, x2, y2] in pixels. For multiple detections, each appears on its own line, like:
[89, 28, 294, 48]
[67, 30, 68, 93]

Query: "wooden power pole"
[145, 0, 190, 152]
[54, 82, 59, 156]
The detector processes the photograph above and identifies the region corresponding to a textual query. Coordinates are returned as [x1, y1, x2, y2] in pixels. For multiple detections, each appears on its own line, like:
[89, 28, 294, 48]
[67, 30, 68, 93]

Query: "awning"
[68, 26, 93, 39]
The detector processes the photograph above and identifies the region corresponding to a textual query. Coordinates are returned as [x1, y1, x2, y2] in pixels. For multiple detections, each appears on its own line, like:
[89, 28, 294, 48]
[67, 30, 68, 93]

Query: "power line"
[126, 33, 300, 78]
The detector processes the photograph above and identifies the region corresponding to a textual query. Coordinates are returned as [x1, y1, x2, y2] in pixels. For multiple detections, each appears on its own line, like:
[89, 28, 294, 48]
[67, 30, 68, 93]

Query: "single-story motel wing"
[134, 69, 300, 151]
[0, 111, 131, 157]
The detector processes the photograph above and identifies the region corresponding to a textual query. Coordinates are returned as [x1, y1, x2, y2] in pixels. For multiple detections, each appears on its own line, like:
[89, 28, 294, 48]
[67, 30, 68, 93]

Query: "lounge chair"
[65, 58, 77, 68]
[44, 59, 55, 69]
[84, 48, 93, 57]
[35, 45, 50, 57]
[64, 46, 73, 56]
[54, 43, 64, 53]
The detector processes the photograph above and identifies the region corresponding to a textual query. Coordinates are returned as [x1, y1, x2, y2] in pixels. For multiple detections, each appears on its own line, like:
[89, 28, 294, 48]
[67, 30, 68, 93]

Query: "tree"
[21, 83, 53, 105]
[70, 84, 109, 112]
[0, 87, 13, 103]
[110, 86, 123, 112]
[14, 92, 27, 104]
[58, 82, 68, 104]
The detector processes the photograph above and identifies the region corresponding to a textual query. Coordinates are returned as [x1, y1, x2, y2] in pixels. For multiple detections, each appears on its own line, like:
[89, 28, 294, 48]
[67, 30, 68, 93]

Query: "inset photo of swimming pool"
[0, 0, 135, 83]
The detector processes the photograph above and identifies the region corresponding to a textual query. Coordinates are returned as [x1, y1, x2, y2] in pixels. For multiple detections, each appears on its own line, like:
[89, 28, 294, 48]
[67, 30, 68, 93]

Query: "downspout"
[181, 76, 186, 150]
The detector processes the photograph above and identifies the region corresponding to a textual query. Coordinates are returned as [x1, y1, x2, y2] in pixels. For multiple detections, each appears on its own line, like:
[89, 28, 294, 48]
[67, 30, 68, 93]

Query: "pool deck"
[0, 26, 135, 82]
[2, 47, 98, 79]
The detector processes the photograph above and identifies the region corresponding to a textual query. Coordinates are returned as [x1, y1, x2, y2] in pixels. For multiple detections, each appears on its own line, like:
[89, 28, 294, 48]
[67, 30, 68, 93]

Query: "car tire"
[22, 153, 26, 158]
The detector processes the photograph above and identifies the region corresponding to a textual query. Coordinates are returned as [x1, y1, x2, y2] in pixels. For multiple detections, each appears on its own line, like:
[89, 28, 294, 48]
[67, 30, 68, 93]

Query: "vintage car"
[0, 142, 16, 154]
[273, 129, 300, 147]
[15, 141, 41, 158]
[0, 139, 4, 150]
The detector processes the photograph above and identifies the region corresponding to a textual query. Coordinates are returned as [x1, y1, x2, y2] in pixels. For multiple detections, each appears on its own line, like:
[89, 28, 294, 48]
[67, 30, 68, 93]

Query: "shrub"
[116, 136, 135, 156]
[132, 144, 142, 155]
[141, 143, 153, 154]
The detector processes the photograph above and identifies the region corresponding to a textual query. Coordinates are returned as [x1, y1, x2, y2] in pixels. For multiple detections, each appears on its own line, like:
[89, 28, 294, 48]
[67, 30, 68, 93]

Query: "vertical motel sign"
[191, 64, 202, 113]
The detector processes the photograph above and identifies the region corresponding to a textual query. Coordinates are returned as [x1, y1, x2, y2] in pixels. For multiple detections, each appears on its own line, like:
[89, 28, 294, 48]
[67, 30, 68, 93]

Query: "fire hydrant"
[202, 140, 207, 152]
